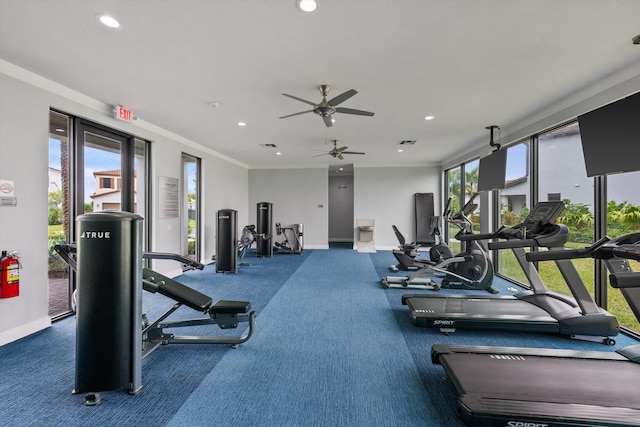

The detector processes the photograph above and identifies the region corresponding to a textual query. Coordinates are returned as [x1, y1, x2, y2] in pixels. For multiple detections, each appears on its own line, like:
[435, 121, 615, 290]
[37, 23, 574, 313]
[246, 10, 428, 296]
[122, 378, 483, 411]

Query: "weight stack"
[256, 202, 272, 257]
[74, 211, 143, 395]
[216, 209, 237, 273]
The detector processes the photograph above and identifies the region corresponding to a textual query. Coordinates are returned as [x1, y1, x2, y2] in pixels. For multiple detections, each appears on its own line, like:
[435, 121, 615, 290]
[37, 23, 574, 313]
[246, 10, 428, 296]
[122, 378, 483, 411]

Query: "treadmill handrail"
[609, 272, 640, 289]
[613, 247, 640, 261]
[525, 236, 611, 262]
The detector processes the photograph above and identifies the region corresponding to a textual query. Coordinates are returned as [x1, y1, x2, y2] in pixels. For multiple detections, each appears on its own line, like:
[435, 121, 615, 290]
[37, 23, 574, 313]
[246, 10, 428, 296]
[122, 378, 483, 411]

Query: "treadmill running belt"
[439, 352, 640, 426]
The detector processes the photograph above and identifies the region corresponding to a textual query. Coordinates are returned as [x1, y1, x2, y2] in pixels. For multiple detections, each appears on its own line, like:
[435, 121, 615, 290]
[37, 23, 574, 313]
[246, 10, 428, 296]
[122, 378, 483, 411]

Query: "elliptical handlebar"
[458, 225, 506, 242]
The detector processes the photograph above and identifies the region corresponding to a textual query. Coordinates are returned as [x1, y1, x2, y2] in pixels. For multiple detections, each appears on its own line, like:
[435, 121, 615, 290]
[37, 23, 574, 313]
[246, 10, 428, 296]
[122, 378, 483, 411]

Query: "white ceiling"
[1, 0, 639, 170]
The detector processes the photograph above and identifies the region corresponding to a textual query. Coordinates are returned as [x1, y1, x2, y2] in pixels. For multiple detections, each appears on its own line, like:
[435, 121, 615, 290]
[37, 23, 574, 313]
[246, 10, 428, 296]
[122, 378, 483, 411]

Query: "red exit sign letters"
[114, 105, 133, 122]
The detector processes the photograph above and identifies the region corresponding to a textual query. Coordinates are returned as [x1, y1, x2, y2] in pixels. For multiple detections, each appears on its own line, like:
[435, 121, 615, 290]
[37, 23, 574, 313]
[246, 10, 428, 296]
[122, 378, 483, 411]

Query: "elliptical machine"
[382, 193, 497, 294]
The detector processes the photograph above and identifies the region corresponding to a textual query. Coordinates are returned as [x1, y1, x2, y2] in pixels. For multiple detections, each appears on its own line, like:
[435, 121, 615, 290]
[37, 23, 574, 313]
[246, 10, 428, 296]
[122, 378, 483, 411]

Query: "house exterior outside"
[90, 170, 137, 212]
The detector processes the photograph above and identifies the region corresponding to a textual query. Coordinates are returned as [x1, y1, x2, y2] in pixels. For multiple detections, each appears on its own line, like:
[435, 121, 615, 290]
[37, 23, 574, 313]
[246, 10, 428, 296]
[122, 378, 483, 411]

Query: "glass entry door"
[74, 121, 134, 220]
[48, 112, 147, 320]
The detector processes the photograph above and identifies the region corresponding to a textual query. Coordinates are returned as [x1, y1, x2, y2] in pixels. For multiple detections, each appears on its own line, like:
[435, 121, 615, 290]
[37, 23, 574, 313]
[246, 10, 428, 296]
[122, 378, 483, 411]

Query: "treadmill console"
[492, 201, 568, 248]
[500, 201, 565, 239]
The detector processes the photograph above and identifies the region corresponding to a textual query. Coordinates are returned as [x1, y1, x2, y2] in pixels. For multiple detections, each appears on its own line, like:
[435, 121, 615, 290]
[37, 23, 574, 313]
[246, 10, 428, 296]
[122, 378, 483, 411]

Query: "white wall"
[0, 67, 248, 345]
[354, 166, 441, 250]
[0, 74, 52, 344]
[248, 168, 329, 249]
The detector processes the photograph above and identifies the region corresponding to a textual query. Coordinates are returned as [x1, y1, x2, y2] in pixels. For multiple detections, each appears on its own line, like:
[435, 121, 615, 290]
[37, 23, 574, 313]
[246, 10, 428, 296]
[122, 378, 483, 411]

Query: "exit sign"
[114, 105, 133, 122]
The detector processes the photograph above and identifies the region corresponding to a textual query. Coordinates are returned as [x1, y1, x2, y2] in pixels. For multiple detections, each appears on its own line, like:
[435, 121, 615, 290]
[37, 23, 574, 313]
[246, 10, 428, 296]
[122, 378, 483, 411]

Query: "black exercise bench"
[53, 244, 256, 356]
[141, 268, 256, 355]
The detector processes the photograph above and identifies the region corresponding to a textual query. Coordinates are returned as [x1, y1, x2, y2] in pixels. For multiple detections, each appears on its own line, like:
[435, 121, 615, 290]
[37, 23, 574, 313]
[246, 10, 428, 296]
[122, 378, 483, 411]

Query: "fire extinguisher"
[1, 250, 21, 299]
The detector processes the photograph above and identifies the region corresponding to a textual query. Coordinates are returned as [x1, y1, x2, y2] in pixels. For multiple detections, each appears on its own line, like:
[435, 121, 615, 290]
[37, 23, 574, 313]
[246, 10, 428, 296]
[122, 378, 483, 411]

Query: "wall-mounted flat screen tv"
[477, 148, 507, 191]
[578, 92, 640, 177]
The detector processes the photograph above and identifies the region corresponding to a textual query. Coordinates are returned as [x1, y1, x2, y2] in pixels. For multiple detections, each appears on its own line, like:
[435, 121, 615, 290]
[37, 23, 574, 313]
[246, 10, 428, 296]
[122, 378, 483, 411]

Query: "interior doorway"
[328, 164, 354, 248]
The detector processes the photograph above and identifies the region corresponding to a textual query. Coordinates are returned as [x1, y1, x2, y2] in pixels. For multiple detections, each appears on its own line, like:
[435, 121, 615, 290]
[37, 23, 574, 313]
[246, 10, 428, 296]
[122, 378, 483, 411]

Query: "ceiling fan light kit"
[280, 84, 375, 127]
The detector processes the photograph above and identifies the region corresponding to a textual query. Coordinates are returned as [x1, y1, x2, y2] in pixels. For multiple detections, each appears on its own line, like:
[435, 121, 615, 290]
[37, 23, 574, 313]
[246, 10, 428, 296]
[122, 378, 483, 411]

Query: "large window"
[606, 171, 640, 331]
[182, 153, 201, 261]
[444, 159, 485, 255]
[537, 123, 595, 299]
[48, 112, 71, 319]
[445, 166, 462, 253]
[496, 141, 530, 284]
[449, 118, 640, 335]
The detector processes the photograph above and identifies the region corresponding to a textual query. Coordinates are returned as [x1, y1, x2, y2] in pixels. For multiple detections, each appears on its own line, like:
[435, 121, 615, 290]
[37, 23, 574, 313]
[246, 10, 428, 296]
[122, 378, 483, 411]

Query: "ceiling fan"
[280, 84, 374, 127]
[313, 140, 365, 160]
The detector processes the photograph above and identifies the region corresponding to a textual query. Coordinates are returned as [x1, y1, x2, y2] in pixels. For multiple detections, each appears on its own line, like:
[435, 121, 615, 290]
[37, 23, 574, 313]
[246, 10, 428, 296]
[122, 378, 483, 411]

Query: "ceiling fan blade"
[280, 110, 314, 119]
[335, 107, 375, 117]
[336, 146, 349, 152]
[282, 93, 317, 106]
[328, 89, 357, 106]
[342, 151, 365, 155]
[312, 152, 330, 158]
[322, 115, 333, 127]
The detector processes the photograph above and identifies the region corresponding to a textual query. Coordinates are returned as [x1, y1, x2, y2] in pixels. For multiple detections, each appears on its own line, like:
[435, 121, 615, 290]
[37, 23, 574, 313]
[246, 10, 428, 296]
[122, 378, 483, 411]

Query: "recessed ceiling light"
[296, 0, 317, 13]
[424, 115, 434, 120]
[339, 167, 344, 171]
[397, 149, 404, 153]
[238, 122, 246, 127]
[96, 14, 120, 28]
[276, 152, 282, 156]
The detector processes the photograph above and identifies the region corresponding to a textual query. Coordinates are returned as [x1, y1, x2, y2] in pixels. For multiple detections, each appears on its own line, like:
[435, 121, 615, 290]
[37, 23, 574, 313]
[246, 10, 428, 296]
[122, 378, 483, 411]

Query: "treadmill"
[431, 233, 640, 427]
[402, 201, 620, 344]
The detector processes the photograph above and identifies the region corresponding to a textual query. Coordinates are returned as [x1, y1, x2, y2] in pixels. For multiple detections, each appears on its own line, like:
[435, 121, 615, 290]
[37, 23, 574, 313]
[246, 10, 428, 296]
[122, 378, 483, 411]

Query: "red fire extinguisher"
[1, 250, 20, 299]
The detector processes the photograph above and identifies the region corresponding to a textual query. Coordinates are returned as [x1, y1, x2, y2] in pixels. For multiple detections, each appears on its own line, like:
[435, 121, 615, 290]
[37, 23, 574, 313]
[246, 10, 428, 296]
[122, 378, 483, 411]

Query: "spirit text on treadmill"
[80, 231, 111, 239]
[432, 320, 455, 326]
[507, 422, 548, 427]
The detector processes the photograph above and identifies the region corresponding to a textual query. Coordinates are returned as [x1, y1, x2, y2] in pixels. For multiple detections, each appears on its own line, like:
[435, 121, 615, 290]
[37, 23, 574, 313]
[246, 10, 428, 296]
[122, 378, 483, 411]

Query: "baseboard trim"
[0, 316, 51, 347]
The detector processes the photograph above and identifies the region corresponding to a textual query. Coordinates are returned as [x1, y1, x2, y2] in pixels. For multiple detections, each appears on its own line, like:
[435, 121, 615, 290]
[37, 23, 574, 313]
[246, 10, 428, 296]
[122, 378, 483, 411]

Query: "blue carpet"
[0, 250, 308, 426]
[1, 249, 638, 426]
[167, 249, 457, 426]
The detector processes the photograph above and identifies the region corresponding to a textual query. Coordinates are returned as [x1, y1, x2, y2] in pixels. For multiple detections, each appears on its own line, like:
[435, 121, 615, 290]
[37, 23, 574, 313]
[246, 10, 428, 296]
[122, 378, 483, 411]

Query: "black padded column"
[256, 202, 272, 258]
[216, 209, 237, 273]
[74, 211, 143, 394]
